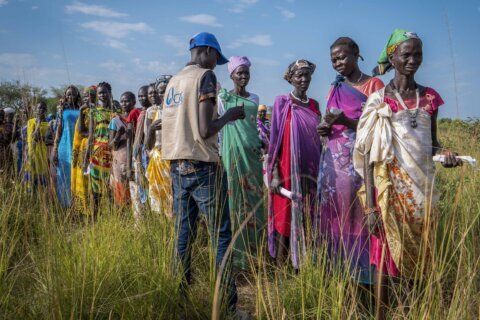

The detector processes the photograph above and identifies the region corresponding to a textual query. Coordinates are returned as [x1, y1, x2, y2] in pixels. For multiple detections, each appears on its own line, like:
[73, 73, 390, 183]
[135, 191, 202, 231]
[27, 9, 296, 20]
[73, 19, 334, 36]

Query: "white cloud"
[0, 53, 35, 66]
[277, 7, 295, 19]
[99, 60, 124, 71]
[228, 0, 258, 13]
[66, 1, 127, 18]
[0, 0, 7, 7]
[146, 61, 178, 74]
[161, 35, 187, 56]
[0, 55, 82, 89]
[80, 21, 153, 39]
[227, 34, 273, 48]
[131, 58, 179, 75]
[105, 39, 128, 51]
[250, 57, 279, 66]
[179, 14, 222, 27]
[31, 6, 39, 10]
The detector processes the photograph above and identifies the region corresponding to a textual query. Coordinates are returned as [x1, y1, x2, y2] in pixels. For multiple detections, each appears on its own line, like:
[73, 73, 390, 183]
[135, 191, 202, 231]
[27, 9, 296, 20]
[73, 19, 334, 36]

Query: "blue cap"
[189, 32, 229, 65]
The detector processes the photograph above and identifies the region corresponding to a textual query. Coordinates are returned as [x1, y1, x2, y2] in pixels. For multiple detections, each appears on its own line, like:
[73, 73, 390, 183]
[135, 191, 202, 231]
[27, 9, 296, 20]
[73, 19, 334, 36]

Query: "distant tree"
[0, 81, 86, 119]
[0, 80, 48, 118]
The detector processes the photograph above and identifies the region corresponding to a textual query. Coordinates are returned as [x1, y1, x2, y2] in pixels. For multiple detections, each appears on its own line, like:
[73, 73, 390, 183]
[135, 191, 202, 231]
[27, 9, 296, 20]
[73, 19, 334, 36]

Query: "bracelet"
[364, 207, 379, 215]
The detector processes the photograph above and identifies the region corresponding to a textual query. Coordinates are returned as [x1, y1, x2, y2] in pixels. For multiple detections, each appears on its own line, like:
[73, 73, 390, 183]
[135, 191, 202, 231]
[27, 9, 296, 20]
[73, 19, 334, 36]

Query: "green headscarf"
[373, 28, 421, 76]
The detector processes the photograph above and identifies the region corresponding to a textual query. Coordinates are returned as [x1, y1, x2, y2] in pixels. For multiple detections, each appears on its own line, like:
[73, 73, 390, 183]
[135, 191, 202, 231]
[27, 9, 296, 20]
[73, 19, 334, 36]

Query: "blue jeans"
[171, 160, 237, 307]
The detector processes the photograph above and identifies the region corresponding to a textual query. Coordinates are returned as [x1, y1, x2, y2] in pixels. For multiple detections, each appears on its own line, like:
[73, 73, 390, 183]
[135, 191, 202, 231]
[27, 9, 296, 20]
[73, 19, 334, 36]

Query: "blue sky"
[0, 0, 479, 118]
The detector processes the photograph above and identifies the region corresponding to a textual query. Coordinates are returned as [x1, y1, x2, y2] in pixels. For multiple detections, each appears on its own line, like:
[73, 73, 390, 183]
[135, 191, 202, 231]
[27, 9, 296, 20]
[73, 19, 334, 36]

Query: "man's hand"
[226, 102, 246, 122]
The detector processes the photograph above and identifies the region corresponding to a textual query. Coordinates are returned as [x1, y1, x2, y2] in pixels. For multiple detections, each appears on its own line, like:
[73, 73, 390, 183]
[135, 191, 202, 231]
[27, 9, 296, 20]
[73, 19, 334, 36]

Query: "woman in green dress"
[218, 56, 264, 270]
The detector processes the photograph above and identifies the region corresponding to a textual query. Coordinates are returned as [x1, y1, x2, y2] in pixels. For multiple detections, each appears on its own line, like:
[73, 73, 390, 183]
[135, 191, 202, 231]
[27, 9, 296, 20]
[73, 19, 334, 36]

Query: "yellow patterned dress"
[89, 107, 114, 196]
[71, 108, 90, 210]
[145, 108, 173, 218]
[24, 118, 51, 191]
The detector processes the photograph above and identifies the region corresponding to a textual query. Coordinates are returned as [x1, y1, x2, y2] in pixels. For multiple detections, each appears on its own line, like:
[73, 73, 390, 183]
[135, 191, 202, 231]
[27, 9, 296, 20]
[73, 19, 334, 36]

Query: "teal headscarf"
[373, 28, 421, 76]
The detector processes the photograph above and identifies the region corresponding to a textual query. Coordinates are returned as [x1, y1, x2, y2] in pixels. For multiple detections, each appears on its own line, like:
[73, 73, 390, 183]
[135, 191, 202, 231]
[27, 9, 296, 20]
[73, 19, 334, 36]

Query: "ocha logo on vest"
[165, 87, 184, 108]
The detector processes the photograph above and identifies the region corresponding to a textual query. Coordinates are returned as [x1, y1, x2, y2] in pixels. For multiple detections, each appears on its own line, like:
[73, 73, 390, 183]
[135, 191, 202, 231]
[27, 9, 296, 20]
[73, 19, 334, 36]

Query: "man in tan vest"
[162, 32, 248, 318]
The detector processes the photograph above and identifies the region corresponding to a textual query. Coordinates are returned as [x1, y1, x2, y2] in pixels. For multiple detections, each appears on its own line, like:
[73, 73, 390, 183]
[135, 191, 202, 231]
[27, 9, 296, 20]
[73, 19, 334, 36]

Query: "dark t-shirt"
[185, 63, 217, 103]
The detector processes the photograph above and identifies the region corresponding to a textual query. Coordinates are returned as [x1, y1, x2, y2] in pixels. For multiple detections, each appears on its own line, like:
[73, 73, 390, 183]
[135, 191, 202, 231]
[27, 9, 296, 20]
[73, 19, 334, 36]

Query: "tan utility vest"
[161, 64, 219, 162]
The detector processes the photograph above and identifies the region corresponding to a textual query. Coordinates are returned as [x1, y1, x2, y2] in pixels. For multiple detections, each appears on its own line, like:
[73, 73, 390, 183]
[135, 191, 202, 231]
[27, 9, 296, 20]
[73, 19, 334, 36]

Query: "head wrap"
[258, 104, 267, 112]
[373, 28, 421, 76]
[228, 56, 251, 75]
[284, 59, 316, 83]
[4, 107, 14, 114]
[156, 75, 173, 85]
[84, 85, 97, 95]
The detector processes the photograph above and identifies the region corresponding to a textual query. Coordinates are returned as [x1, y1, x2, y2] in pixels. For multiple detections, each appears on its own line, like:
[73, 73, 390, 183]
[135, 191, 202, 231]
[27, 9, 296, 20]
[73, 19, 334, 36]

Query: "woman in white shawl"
[353, 29, 462, 319]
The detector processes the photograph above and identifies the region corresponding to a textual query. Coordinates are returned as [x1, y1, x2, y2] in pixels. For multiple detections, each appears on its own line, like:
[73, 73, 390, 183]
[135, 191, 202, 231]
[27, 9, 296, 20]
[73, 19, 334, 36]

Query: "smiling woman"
[317, 37, 384, 287]
[52, 85, 82, 208]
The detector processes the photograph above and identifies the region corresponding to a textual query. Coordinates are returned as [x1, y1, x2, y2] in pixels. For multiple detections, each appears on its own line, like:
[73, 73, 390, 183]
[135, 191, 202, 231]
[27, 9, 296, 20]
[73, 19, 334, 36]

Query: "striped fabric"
[90, 107, 114, 194]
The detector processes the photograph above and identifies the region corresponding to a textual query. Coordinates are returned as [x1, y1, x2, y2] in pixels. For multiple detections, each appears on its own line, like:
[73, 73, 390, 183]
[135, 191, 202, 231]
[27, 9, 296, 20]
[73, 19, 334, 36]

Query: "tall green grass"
[1, 120, 479, 319]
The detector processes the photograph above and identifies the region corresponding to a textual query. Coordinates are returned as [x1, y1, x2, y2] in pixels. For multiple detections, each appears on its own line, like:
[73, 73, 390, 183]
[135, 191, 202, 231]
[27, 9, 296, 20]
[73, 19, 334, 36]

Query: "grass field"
[1, 120, 479, 319]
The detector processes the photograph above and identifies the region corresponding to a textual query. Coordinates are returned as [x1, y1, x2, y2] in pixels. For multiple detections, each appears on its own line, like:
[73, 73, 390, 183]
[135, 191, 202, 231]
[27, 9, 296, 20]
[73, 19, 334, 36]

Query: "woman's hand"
[33, 128, 41, 143]
[439, 149, 463, 168]
[323, 109, 346, 126]
[52, 148, 59, 166]
[150, 119, 162, 132]
[366, 208, 381, 236]
[270, 163, 281, 194]
[270, 175, 281, 194]
[117, 126, 126, 137]
[79, 104, 89, 112]
[316, 123, 331, 137]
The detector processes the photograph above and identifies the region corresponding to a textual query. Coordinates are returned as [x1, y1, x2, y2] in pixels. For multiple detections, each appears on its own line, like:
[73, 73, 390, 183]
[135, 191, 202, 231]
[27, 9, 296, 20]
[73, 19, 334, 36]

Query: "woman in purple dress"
[267, 60, 322, 268]
[317, 37, 384, 284]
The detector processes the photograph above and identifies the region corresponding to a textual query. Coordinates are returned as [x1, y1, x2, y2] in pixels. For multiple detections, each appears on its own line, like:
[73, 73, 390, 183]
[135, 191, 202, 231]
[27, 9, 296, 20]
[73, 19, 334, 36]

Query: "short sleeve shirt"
[186, 63, 218, 103]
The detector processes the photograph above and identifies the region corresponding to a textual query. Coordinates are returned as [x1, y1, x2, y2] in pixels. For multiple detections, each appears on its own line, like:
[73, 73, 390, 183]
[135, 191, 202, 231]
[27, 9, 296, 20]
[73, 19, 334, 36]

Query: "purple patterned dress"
[318, 78, 375, 284]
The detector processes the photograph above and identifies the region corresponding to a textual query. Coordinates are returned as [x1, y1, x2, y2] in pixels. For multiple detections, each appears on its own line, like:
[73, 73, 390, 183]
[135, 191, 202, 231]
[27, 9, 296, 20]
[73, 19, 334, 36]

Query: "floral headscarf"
[373, 28, 421, 76]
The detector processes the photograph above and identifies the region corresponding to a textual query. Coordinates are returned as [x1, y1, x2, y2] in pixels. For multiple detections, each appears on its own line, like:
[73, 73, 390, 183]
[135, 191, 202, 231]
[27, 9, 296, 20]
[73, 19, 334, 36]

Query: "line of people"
[0, 29, 463, 319]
